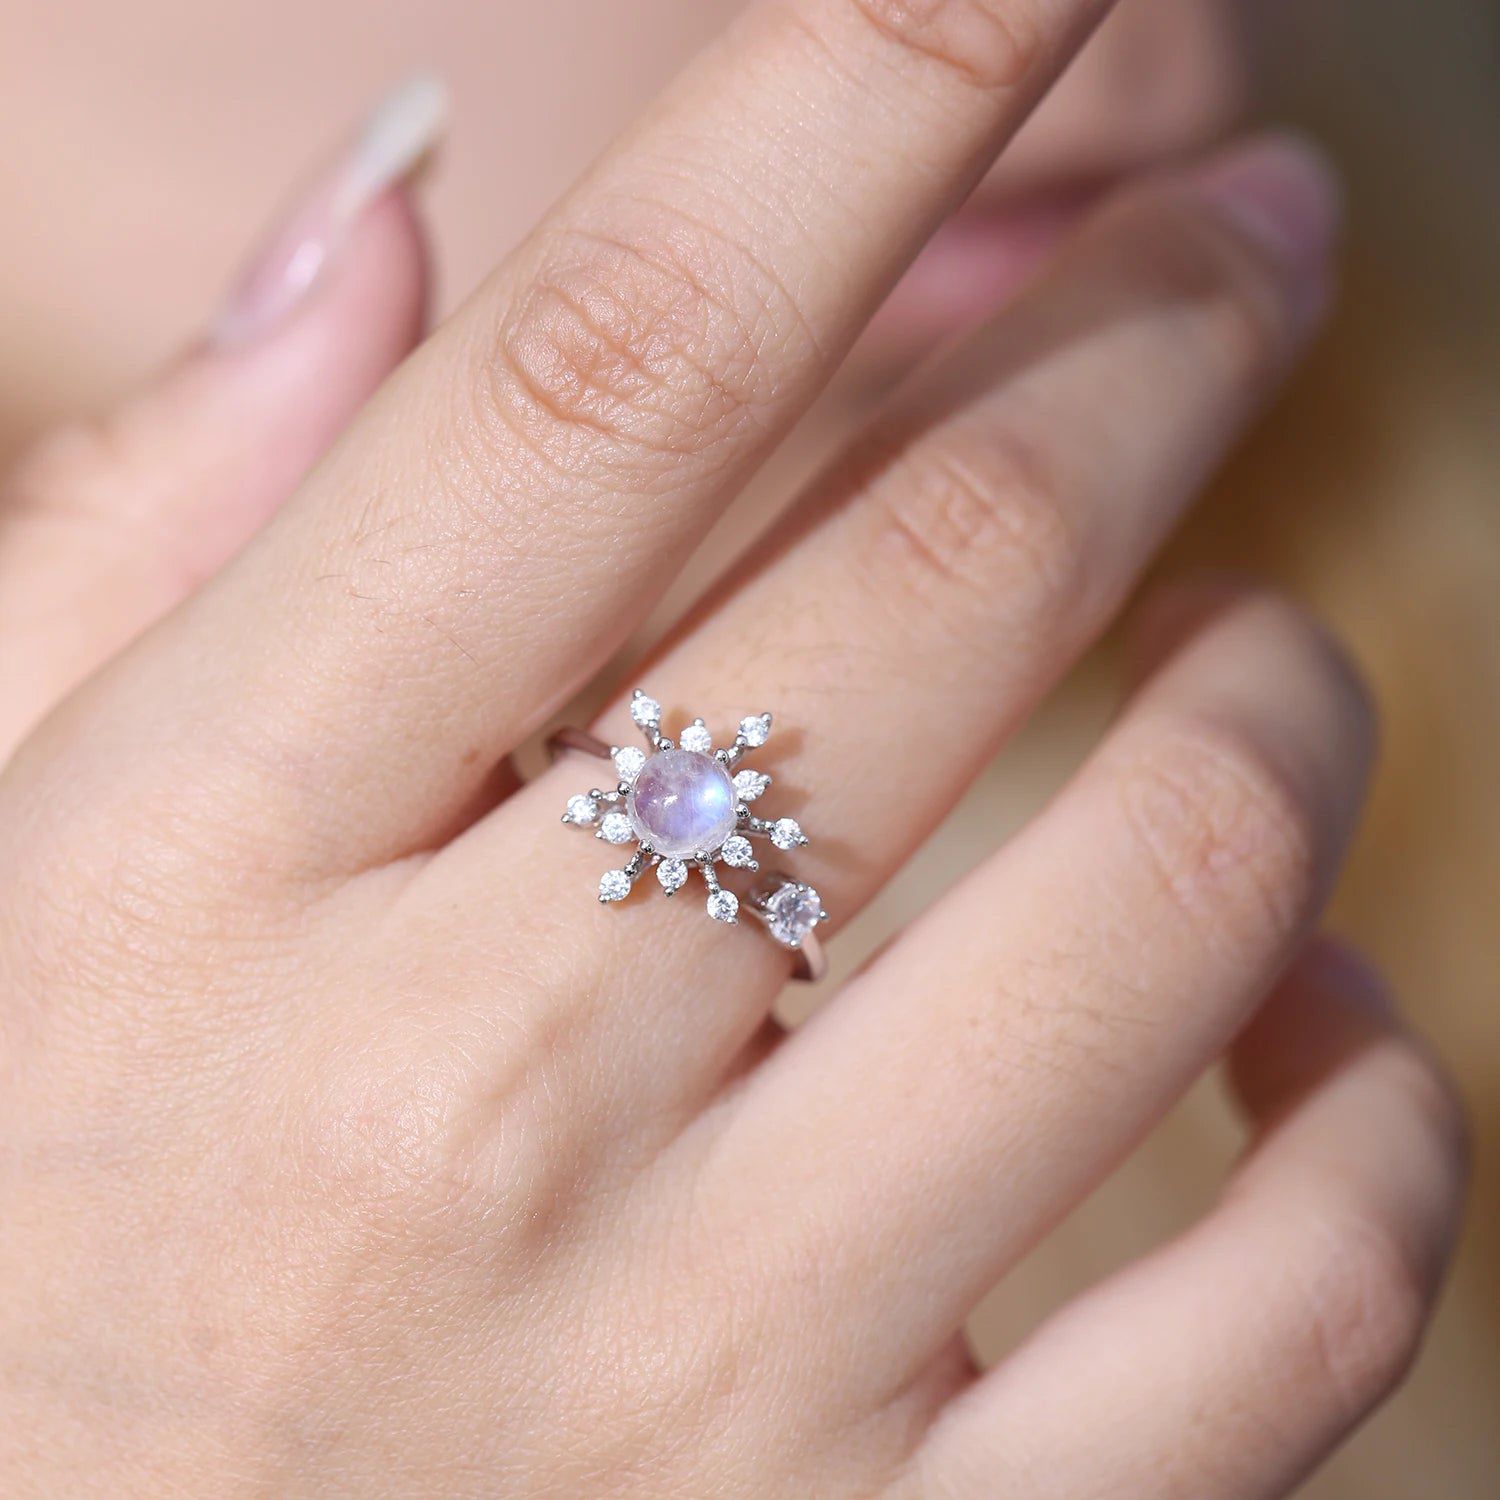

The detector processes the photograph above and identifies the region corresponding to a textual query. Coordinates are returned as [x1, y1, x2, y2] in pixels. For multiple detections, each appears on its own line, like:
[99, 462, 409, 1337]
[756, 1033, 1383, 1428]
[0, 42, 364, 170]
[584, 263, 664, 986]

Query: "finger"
[69, 0, 1132, 875]
[0, 79, 439, 762]
[990, 0, 1248, 194]
[915, 938, 1468, 1500]
[687, 589, 1375, 1412]
[455, 135, 1339, 1110]
[872, 0, 1251, 350]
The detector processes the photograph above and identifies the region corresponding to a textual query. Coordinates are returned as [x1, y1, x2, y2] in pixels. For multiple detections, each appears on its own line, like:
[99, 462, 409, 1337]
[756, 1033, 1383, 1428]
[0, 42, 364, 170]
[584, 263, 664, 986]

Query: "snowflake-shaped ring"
[549, 690, 827, 980]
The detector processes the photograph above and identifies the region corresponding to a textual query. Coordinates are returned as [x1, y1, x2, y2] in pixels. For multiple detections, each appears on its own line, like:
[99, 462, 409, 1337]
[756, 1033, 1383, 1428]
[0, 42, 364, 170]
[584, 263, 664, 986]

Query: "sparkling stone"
[720, 834, 755, 868]
[732, 769, 770, 802]
[627, 748, 738, 859]
[599, 811, 634, 845]
[679, 720, 713, 754]
[656, 858, 688, 893]
[566, 793, 600, 825]
[598, 869, 632, 903]
[631, 692, 662, 729]
[706, 889, 739, 924]
[739, 712, 772, 748]
[612, 745, 646, 785]
[770, 817, 804, 850]
[765, 882, 822, 947]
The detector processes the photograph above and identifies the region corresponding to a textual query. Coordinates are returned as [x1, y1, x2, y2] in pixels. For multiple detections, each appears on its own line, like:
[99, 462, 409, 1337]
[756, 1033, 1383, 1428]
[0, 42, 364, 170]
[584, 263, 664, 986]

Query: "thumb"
[0, 76, 444, 759]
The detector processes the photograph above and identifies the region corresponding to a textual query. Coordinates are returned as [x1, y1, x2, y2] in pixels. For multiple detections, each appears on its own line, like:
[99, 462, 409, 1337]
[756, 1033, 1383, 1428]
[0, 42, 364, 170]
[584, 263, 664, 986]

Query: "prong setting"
[560, 692, 816, 936]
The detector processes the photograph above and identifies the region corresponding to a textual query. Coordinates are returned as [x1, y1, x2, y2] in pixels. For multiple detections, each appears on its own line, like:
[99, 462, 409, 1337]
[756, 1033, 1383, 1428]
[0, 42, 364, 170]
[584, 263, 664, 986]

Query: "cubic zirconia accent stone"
[566, 793, 600, 825]
[612, 745, 646, 784]
[732, 769, 770, 802]
[770, 817, 803, 851]
[631, 693, 662, 729]
[627, 749, 738, 859]
[657, 858, 688, 893]
[679, 721, 713, 754]
[765, 882, 822, 947]
[706, 889, 739, 924]
[739, 712, 772, 747]
[599, 811, 634, 845]
[599, 870, 632, 902]
[720, 834, 755, 868]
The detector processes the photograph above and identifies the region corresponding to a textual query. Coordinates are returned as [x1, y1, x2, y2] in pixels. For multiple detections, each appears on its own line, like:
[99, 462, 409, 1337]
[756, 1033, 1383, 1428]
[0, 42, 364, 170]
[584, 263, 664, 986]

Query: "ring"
[550, 690, 828, 981]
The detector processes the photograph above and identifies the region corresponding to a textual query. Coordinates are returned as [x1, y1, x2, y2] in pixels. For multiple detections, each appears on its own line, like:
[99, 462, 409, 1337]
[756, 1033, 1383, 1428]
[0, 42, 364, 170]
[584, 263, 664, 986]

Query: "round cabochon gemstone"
[627, 749, 739, 858]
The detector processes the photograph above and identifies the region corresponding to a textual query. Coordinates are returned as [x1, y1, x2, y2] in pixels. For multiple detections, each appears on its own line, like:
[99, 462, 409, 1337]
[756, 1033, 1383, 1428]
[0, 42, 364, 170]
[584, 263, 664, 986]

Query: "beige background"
[1, 1, 1496, 1493]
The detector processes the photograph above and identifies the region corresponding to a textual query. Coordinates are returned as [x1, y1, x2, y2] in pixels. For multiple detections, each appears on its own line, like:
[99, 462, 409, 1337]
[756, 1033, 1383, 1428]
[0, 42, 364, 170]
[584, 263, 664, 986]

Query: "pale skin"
[0, 1, 1469, 1496]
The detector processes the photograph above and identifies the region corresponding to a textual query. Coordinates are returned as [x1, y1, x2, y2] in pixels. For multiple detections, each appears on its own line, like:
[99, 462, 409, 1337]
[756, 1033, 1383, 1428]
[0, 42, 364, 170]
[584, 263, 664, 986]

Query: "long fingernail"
[1191, 133, 1344, 330]
[212, 75, 447, 349]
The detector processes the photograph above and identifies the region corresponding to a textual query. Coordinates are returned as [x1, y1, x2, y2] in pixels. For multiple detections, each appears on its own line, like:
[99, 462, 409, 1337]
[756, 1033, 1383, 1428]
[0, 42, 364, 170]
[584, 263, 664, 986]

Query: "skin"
[0, 0, 1249, 432]
[0, 1, 1468, 1495]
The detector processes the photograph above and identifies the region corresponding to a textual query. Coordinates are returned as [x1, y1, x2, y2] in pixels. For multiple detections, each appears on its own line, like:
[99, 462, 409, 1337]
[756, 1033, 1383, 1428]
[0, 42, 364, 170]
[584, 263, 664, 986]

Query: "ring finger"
[431, 133, 1341, 1104]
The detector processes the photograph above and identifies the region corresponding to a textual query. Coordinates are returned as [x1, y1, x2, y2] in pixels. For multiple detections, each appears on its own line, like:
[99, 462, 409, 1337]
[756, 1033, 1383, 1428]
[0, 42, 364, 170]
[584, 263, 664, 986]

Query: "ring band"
[549, 692, 827, 981]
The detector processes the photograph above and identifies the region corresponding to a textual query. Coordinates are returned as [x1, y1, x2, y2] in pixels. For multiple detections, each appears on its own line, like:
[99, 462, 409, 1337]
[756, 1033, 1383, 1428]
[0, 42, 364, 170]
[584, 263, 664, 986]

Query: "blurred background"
[1, 1, 1496, 1492]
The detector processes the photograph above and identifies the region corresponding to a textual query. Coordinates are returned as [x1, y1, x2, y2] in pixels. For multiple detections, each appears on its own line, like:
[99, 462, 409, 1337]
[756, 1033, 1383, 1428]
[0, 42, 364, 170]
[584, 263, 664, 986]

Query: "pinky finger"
[912, 938, 1469, 1500]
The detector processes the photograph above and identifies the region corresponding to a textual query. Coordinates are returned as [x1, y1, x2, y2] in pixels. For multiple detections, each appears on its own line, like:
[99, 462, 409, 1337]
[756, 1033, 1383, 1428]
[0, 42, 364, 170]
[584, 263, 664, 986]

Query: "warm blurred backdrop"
[1, 2, 1496, 1492]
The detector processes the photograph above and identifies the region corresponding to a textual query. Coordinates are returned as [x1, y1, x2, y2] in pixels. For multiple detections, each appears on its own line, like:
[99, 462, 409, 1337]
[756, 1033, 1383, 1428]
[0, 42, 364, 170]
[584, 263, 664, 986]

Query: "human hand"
[0, 3, 1466, 1495]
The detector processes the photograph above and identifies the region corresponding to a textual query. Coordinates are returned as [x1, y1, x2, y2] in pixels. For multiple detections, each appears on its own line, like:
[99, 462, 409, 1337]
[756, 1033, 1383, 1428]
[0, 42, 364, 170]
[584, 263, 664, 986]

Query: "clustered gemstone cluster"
[561, 691, 824, 949]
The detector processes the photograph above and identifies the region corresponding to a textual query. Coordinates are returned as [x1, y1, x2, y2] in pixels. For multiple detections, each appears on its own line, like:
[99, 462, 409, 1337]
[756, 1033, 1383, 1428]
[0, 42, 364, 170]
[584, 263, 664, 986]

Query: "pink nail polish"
[212, 75, 447, 349]
[1191, 134, 1344, 328]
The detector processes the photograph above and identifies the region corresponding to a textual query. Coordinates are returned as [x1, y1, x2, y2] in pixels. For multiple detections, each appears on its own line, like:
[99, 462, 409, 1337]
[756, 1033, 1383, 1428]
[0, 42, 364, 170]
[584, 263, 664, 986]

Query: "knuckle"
[1104, 187, 1300, 385]
[861, 423, 1080, 642]
[297, 991, 600, 1247]
[3, 790, 226, 995]
[5, 412, 164, 552]
[8, 415, 136, 504]
[1293, 1209, 1436, 1423]
[1120, 719, 1319, 955]
[4, 404, 205, 591]
[843, 0, 1043, 91]
[298, 1048, 477, 1222]
[484, 213, 788, 477]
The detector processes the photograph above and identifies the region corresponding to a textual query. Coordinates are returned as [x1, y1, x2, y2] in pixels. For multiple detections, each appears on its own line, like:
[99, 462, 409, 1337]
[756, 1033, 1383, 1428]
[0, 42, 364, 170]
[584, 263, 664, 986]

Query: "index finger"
[59, 0, 1120, 876]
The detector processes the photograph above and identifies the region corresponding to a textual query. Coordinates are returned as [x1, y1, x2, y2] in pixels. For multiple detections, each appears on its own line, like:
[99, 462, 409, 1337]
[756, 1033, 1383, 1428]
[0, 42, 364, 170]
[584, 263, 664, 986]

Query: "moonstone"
[627, 748, 738, 858]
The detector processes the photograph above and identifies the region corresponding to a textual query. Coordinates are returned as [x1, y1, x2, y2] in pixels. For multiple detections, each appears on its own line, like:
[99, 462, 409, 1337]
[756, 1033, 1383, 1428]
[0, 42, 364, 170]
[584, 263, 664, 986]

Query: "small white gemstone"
[599, 811, 634, 845]
[631, 693, 662, 728]
[566, 793, 600, 825]
[679, 721, 713, 754]
[612, 745, 646, 784]
[770, 817, 804, 851]
[739, 712, 772, 748]
[765, 883, 822, 947]
[732, 769, 770, 802]
[706, 889, 739, 924]
[657, 858, 688, 893]
[598, 870, 631, 903]
[720, 834, 755, 868]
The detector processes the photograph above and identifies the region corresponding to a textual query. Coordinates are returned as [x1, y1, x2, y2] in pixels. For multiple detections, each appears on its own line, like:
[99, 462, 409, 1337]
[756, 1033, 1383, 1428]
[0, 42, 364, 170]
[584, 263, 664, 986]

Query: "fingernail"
[212, 75, 447, 349]
[1190, 134, 1343, 328]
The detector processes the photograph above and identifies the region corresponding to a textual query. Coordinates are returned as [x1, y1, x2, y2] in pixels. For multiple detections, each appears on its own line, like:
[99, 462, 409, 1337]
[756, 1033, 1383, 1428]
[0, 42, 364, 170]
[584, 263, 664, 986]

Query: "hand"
[0, 3, 1466, 1495]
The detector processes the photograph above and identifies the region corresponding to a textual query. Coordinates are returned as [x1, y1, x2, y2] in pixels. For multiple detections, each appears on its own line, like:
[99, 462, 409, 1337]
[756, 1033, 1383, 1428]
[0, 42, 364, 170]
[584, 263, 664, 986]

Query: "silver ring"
[550, 690, 828, 980]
